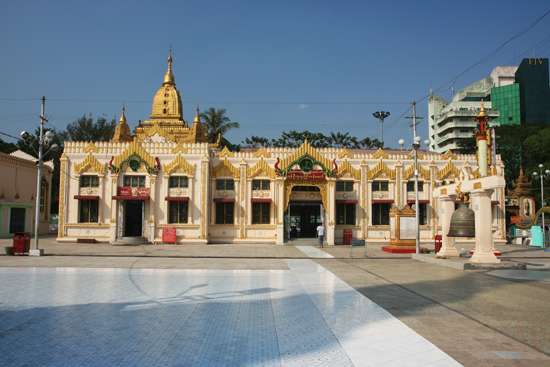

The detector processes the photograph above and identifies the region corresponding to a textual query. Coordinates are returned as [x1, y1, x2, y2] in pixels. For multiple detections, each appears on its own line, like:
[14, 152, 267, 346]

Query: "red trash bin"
[434, 235, 442, 254]
[344, 229, 353, 245]
[13, 232, 31, 255]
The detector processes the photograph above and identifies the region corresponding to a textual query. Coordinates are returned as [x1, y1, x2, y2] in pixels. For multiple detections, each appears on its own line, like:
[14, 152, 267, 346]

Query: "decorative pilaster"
[110, 176, 119, 242]
[276, 178, 285, 245]
[360, 161, 368, 239]
[327, 179, 336, 245]
[58, 155, 67, 239]
[239, 161, 247, 239]
[149, 176, 157, 242]
[200, 156, 210, 241]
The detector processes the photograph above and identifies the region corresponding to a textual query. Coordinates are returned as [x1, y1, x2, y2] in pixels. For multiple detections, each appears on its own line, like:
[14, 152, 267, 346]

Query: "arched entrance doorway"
[284, 183, 328, 241]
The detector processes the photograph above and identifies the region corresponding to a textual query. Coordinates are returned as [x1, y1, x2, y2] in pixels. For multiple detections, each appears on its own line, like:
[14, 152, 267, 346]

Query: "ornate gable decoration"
[109, 141, 160, 174]
[407, 150, 424, 160]
[337, 159, 360, 180]
[248, 157, 276, 179]
[367, 158, 395, 180]
[275, 140, 336, 177]
[372, 148, 389, 160]
[83, 142, 100, 153]
[402, 163, 430, 180]
[338, 148, 354, 159]
[253, 147, 271, 158]
[134, 121, 174, 142]
[442, 150, 457, 160]
[437, 161, 460, 180]
[216, 146, 234, 158]
[74, 152, 106, 176]
[171, 144, 188, 154]
[211, 157, 239, 178]
[163, 154, 195, 176]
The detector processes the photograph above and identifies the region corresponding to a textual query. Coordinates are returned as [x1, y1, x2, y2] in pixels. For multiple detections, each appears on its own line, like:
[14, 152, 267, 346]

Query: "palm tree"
[199, 107, 240, 147]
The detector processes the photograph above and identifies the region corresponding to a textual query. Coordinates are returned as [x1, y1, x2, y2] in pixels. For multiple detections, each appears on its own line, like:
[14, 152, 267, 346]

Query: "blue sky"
[1, 0, 549, 149]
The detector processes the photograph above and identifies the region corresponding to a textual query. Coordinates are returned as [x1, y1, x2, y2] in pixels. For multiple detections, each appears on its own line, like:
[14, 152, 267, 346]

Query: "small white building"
[0, 151, 53, 237]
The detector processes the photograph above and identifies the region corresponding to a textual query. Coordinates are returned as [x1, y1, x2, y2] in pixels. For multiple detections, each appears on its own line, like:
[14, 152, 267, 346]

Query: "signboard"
[349, 239, 366, 257]
[399, 217, 416, 240]
[137, 187, 150, 196]
[118, 187, 132, 196]
[162, 227, 177, 244]
[511, 216, 522, 224]
[390, 217, 396, 239]
[287, 169, 326, 180]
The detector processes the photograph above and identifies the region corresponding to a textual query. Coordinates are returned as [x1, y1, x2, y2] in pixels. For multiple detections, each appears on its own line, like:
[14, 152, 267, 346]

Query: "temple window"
[372, 203, 391, 225]
[372, 181, 389, 191]
[215, 202, 234, 224]
[169, 176, 189, 188]
[336, 203, 355, 225]
[79, 200, 98, 223]
[252, 180, 270, 190]
[406, 181, 424, 192]
[80, 175, 99, 188]
[252, 202, 270, 224]
[124, 176, 145, 188]
[336, 181, 353, 192]
[216, 179, 234, 191]
[169, 201, 188, 223]
[40, 178, 48, 214]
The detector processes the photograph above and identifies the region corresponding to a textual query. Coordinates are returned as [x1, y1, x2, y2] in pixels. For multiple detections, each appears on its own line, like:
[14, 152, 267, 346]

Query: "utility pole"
[31, 97, 47, 256]
[405, 101, 424, 139]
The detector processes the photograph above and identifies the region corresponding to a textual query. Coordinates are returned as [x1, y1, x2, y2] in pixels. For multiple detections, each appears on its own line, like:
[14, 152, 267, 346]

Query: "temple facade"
[57, 53, 507, 245]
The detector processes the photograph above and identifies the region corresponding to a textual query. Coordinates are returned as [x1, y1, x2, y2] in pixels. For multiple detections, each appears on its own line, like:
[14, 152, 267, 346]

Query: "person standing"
[316, 223, 325, 248]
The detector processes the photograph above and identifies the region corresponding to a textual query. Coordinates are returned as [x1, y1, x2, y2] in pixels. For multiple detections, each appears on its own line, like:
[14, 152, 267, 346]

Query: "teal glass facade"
[492, 84, 521, 126]
[515, 58, 550, 124]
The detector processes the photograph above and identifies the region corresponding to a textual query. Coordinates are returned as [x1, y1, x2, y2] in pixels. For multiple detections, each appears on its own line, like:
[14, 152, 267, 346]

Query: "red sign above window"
[118, 187, 132, 196]
[286, 169, 326, 180]
[137, 187, 150, 196]
[511, 216, 522, 224]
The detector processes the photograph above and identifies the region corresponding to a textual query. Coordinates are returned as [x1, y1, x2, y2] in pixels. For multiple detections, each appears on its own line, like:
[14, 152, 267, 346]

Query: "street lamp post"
[399, 136, 430, 254]
[21, 96, 58, 256]
[533, 164, 550, 247]
[373, 111, 390, 147]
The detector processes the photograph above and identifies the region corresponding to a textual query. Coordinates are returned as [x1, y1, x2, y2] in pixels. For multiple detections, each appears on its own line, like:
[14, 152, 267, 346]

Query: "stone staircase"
[112, 237, 151, 246]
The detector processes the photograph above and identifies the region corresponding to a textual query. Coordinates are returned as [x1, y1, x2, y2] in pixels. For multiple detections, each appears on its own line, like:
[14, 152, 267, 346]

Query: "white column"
[327, 179, 336, 245]
[438, 195, 460, 257]
[470, 188, 500, 263]
[276, 178, 285, 245]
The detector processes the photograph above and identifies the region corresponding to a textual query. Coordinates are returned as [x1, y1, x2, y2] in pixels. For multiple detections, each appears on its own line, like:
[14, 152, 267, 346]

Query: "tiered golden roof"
[114, 51, 211, 145]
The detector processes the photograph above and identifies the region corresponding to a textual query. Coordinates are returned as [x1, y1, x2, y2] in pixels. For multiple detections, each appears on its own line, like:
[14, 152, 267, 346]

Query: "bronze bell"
[448, 201, 476, 237]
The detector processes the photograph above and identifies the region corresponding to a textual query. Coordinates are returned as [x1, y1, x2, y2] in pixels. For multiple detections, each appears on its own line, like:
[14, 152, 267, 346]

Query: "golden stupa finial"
[163, 46, 175, 85]
[119, 105, 127, 124]
[477, 99, 487, 118]
[194, 105, 201, 124]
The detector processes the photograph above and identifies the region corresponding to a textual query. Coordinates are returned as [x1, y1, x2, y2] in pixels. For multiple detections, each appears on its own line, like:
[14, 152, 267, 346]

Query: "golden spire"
[477, 99, 487, 118]
[194, 106, 201, 124]
[119, 105, 127, 124]
[163, 49, 175, 86]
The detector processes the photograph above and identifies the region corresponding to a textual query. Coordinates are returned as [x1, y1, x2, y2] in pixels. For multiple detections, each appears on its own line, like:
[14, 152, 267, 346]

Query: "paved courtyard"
[1, 236, 550, 366]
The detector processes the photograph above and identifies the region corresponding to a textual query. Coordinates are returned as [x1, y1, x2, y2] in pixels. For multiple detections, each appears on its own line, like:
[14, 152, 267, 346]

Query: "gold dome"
[194, 106, 201, 124]
[148, 51, 183, 122]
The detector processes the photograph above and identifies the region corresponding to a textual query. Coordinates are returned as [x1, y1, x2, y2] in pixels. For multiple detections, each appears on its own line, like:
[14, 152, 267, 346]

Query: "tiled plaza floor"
[0, 260, 459, 366]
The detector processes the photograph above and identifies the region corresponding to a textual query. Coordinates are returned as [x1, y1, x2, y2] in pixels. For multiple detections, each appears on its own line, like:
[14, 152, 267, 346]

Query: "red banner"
[511, 216, 522, 224]
[286, 169, 326, 180]
[118, 187, 132, 196]
[162, 227, 177, 243]
[137, 187, 150, 196]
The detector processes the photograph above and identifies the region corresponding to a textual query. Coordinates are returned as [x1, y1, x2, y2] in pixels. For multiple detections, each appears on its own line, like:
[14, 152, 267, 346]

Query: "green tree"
[199, 107, 240, 148]
[242, 136, 272, 147]
[270, 130, 330, 148]
[58, 114, 117, 142]
[0, 138, 18, 154]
